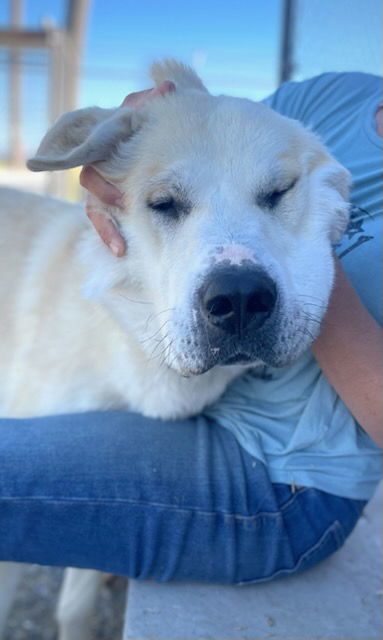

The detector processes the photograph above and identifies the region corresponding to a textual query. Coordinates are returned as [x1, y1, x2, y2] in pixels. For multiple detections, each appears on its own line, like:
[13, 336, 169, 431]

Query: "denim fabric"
[0, 412, 365, 584]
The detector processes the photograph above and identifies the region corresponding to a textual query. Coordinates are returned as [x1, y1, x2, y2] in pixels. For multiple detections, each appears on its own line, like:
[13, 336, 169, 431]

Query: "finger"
[122, 88, 153, 108]
[80, 166, 124, 208]
[86, 200, 126, 257]
[121, 81, 175, 109]
[80, 82, 176, 206]
[156, 80, 176, 96]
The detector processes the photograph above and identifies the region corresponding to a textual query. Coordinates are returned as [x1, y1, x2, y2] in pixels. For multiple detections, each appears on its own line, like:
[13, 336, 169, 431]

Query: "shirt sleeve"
[263, 72, 381, 126]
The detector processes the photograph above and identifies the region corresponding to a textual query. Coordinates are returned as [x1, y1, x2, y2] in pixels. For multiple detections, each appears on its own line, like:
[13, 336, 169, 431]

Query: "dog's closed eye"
[147, 192, 192, 220]
[148, 198, 178, 216]
[147, 198, 185, 219]
[257, 179, 298, 210]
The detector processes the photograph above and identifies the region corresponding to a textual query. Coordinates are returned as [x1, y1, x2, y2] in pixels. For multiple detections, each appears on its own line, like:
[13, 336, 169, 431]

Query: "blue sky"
[0, 0, 381, 156]
[80, 0, 281, 104]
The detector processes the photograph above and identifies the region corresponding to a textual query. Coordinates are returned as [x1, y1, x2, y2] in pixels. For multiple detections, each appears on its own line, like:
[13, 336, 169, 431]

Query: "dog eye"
[148, 198, 178, 217]
[259, 180, 297, 209]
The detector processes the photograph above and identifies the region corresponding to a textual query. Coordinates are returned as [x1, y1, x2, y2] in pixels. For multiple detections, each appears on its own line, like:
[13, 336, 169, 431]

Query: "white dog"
[0, 60, 350, 640]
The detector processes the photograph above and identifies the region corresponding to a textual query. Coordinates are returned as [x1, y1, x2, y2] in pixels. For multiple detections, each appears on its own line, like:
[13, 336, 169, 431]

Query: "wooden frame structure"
[0, 0, 90, 166]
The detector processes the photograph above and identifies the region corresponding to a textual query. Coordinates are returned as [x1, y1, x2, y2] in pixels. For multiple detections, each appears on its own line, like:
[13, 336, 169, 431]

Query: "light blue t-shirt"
[204, 72, 382, 500]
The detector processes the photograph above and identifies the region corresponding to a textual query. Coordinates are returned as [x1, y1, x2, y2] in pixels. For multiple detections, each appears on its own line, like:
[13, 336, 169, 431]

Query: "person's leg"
[0, 411, 364, 582]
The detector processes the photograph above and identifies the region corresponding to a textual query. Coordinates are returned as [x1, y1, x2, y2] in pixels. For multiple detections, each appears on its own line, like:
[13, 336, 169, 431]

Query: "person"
[0, 71, 381, 584]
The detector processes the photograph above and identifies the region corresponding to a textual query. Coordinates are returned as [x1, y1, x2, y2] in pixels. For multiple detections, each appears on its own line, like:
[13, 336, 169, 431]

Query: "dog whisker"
[297, 295, 327, 308]
[300, 312, 322, 325]
[295, 326, 316, 343]
[161, 341, 179, 372]
[147, 332, 171, 362]
[159, 341, 175, 370]
[116, 292, 154, 305]
[144, 307, 175, 333]
[140, 319, 172, 345]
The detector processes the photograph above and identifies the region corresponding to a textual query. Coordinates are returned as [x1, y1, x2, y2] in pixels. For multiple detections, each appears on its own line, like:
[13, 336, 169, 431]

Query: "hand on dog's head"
[78, 82, 176, 257]
[27, 75, 175, 258]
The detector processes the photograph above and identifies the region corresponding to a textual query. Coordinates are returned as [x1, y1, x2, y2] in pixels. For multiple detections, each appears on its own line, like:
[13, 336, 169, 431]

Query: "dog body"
[0, 61, 350, 639]
[0, 189, 240, 419]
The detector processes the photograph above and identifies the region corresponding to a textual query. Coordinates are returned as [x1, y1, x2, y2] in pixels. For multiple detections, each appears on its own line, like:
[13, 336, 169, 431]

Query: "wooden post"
[9, 0, 23, 166]
[279, 0, 296, 85]
[0, 0, 90, 197]
[63, 0, 90, 111]
[49, 28, 65, 124]
[51, 0, 90, 199]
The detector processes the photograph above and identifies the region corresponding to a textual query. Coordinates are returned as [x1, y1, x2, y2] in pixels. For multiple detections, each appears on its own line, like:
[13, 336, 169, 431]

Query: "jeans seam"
[0, 486, 338, 521]
[0, 495, 289, 522]
[276, 486, 312, 511]
[237, 520, 343, 585]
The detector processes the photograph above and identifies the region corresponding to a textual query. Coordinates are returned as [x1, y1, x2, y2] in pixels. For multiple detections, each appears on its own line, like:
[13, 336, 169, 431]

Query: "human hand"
[80, 81, 175, 256]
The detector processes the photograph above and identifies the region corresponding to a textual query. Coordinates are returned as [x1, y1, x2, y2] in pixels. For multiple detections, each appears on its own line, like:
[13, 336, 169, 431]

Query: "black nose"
[200, 267, 277, 335]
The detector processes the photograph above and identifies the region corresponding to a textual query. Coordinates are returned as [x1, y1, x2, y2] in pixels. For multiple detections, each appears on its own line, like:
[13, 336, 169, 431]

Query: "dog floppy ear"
[28, 59, 205, 173]
[151, 59, 209, 93]
[311, 156, 351, 244]
[323, 160, 351, 244]
[27, 106, 145, 172]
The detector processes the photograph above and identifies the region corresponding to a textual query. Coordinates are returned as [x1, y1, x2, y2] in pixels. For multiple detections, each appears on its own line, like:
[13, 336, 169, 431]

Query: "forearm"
[312, 259, 383, 447]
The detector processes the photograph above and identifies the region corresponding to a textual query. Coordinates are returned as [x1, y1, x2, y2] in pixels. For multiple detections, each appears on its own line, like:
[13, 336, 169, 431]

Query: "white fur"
[0, 60, 350, 639]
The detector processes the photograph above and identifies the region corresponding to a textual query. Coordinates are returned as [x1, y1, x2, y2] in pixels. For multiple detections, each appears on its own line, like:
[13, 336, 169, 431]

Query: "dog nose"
[200, 267, 277, 334]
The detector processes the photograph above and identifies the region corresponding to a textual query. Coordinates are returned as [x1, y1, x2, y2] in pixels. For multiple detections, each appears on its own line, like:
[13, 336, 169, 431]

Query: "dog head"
[28, 60, 350, 375]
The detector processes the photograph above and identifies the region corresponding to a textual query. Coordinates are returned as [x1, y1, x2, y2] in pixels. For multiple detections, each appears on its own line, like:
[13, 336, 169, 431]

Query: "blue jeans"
[0, 411, 365, 584]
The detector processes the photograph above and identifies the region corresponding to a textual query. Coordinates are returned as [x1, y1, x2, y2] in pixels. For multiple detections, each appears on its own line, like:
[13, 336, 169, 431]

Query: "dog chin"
[169, 351, 261, 377]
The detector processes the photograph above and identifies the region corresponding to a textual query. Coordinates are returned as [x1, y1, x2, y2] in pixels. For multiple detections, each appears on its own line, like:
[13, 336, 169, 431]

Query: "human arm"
[312, 258, 383, 447]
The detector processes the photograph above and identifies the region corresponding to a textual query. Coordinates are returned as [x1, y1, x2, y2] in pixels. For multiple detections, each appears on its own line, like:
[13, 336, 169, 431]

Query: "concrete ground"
[4, 566, 127, 640]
